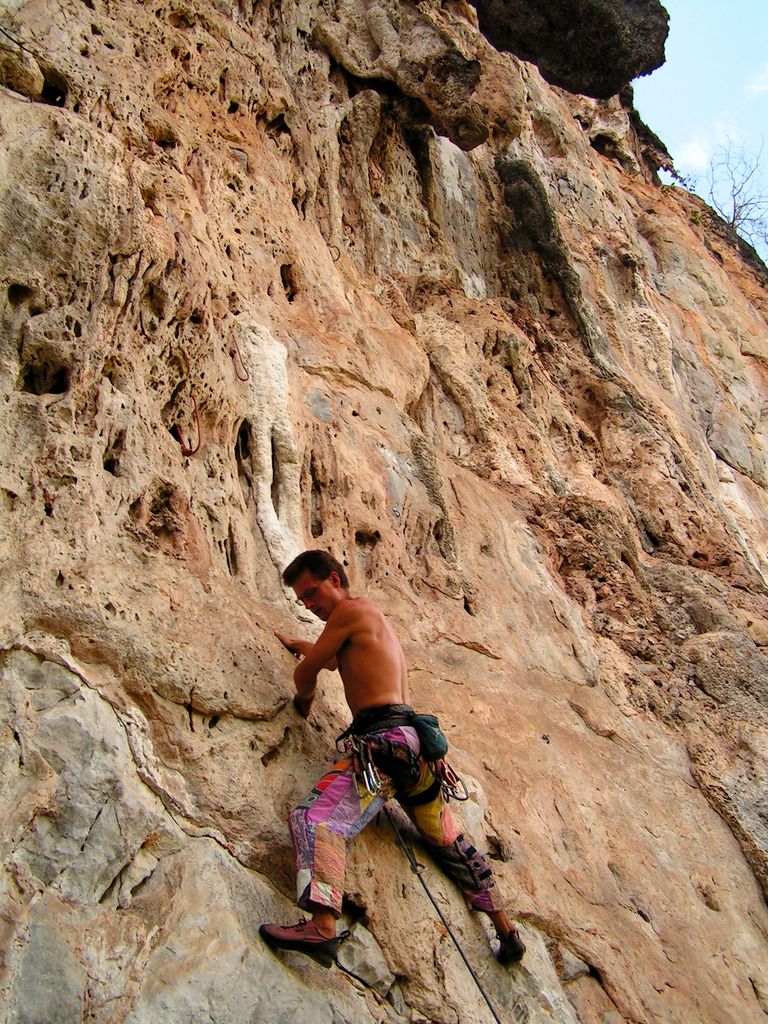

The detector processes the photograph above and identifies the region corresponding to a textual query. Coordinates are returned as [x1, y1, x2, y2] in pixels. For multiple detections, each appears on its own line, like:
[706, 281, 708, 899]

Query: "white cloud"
[712, 120, 743, 145]
[676, 133, 713, 173]
[675, 121, 747, 176]
[745, 62, 768, 96]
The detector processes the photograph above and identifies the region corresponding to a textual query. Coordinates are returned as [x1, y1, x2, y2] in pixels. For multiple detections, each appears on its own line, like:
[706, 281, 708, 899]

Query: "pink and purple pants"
[289, 724, 503, 917]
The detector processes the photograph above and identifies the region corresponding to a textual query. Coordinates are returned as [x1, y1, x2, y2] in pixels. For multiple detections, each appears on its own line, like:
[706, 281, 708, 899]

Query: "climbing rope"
[383, 806, 504, 1024]
[344, 730, 506, 1021]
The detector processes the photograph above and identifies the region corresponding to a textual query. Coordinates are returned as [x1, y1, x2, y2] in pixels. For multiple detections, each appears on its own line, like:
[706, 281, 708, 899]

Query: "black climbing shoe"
[496, 927, 526, 964]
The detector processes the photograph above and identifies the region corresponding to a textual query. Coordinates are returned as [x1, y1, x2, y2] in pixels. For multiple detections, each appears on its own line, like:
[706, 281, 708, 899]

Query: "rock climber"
[259, 549, 526, 968]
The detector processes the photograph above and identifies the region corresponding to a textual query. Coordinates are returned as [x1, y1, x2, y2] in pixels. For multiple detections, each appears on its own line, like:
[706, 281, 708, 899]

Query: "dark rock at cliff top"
[473, 0, 669, 98]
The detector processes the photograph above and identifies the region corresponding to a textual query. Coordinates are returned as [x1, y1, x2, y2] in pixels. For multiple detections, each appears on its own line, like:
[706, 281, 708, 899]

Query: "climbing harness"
[383, 806, 505, 1024]
[229, 335, 250, 381]
[173, 392, 201, 456]
[338, 708, 469, 805]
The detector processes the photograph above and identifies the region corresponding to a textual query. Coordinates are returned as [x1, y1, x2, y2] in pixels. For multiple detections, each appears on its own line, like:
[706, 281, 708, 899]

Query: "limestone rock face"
[472, 0, 669, 98]
[0, 2, 767, 1024]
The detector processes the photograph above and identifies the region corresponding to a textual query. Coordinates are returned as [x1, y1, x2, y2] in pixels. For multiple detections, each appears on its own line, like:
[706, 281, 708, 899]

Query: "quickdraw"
[437, 760, 469, 802]
[346, 735, 382, 798]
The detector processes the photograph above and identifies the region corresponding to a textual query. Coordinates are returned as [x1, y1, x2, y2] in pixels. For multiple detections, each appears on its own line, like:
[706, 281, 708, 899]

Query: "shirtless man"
[259, 549, 525, 967]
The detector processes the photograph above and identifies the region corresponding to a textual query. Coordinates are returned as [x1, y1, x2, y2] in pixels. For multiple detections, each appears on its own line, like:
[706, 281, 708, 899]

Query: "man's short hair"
[283, 549, 350, 589]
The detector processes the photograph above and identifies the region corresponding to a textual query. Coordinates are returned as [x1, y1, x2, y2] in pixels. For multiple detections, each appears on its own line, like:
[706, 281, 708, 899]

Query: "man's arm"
[291, 603, 358, 701]
[275, 633, 338, 671]
[274, 606, 356, 717]
[275, 632, 339, 718]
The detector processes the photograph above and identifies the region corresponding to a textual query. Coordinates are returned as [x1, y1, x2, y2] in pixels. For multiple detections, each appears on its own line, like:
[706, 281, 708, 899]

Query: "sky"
[632, 0, 768, 256]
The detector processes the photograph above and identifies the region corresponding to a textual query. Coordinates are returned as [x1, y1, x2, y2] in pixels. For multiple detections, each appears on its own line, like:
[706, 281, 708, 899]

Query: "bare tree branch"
[703, 140, 768, 257]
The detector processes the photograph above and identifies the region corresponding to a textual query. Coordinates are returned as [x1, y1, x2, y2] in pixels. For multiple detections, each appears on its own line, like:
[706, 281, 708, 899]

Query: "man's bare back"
[276, 566, 408, 718]
[332, 597, 408, 715]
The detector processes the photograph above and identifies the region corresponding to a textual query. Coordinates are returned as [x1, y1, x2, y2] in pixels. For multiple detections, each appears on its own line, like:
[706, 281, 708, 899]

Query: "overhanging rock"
[472, 0, 669, 98]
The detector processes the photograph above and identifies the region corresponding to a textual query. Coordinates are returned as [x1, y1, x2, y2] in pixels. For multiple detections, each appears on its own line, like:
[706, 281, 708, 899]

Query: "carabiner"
[438, 761, 469, 801]
[363, 759, 381, 796]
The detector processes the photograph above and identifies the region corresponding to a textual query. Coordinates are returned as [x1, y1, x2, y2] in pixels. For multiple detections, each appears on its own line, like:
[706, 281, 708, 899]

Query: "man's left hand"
[293, 694, 314, 718]
[276, 631, 302, 658]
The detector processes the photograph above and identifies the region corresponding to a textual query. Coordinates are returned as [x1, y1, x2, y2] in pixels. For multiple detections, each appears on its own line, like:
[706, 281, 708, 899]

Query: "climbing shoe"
[259, 919, 348, 968]
[496, 927, 526, 965]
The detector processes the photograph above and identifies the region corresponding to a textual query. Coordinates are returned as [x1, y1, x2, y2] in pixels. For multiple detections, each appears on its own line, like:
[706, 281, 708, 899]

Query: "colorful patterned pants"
[289, 725, 503, 917]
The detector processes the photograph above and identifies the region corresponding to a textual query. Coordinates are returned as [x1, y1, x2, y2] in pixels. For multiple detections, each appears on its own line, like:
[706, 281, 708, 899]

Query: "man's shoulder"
[330, 596, 383, 626]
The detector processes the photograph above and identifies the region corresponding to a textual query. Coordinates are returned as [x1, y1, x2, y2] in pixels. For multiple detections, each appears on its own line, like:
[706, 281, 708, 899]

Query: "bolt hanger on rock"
[229, 335, 250, 381]
[173, 391, 202, 456]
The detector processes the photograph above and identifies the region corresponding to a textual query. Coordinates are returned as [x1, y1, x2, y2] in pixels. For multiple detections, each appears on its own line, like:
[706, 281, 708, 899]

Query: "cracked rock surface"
[1, 1, 767, 1023]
